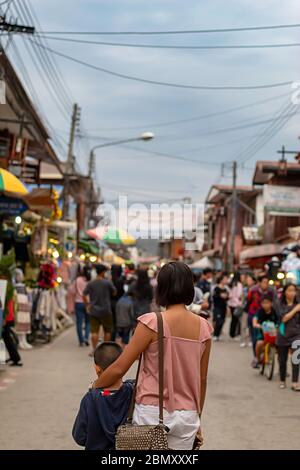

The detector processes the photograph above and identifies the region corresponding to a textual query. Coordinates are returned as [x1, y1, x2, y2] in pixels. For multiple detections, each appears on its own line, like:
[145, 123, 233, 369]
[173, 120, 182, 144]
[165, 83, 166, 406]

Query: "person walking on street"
[83, 264, 116, 352]
[276, 284, 300, 391]
[93, 261, 213, 450]
[197, 268, 213, 295]
[212, 273, 229, 341]
[111, 264, 125, 341]
[245, 274, 277, 368]
[228, 272, 243, 339]
[129, 269, 153, 318]
[71, 265, 91, 347]
[239, 274, 256, 348]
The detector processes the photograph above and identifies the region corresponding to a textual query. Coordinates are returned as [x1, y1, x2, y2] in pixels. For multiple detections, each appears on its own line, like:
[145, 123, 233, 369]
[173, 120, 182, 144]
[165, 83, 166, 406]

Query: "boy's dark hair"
[156, 261, 194, 307]
[203, 268, 213, 276]
[94, 341, 123, 370]
[258, 273, 269, 283]
[261, 294, 273, 303]
[96, 264, 108, 276]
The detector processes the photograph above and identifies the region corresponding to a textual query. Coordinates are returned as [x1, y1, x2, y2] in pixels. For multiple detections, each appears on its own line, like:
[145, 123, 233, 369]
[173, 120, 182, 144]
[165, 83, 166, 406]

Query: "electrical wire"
[156, 110, 300, 142]
[13, 0, 72, 115]
[33, 35, 300, 50]
[82, 91, 291, 132]
[34, 23, 300, 35]
[25, 0, 74, 108]
[7, 39, 67, 156]
[26, 39, 293, 91]
[232, 98, 299, 164]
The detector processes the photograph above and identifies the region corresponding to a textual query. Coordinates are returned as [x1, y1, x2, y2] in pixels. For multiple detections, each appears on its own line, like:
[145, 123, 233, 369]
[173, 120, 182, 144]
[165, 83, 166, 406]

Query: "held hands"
[193, 428, 204, 450]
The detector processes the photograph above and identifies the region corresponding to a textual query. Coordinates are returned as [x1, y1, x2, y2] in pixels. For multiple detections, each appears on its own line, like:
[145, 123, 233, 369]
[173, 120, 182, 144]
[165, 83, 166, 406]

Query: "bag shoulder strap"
[156, 311, 164, 425]
[127, 311, 165, 425]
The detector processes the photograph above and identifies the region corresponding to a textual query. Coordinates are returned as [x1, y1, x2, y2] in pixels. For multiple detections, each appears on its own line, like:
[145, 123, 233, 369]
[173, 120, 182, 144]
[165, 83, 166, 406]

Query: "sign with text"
[0, 196, 28, 216]
[263, 184, 300, 216]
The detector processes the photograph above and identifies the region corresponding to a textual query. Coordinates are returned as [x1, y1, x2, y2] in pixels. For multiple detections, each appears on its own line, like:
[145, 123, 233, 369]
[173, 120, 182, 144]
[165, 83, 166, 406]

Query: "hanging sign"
[0, 196, 28, 216]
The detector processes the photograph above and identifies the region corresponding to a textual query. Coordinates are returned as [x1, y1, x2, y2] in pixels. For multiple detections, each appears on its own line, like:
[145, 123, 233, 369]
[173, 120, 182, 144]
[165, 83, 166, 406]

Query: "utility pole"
[0, 16, 35, 34]
[88, 150, 95, 178]
[228, 161, 237, 273]
[87, 150, 96, 230]
[62, 103, 80, 219]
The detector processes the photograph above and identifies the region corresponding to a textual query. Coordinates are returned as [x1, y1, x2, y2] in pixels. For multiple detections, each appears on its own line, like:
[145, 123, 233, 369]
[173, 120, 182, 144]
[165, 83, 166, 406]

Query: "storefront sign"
[263, 185, 300, 216]
[0, 196, 28, 216]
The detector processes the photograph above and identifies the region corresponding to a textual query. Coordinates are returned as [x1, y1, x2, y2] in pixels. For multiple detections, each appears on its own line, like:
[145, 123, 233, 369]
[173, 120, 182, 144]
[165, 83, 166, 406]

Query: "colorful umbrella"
[0, 168, 28, 196]
[87, 226, 136, 246]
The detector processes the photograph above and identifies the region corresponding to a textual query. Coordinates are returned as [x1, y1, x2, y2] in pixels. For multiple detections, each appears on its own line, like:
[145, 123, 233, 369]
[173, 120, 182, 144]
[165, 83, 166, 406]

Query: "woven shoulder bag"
[115, 311, 168, 450]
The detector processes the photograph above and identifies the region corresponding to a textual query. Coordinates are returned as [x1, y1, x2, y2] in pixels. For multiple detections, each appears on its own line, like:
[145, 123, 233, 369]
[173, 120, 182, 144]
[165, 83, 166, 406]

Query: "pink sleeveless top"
[135, 312, 213, 413]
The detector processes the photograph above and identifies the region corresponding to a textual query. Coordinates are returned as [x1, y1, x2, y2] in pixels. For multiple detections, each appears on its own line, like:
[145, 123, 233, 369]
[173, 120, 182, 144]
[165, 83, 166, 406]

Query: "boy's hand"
[86, 304, 91, 314]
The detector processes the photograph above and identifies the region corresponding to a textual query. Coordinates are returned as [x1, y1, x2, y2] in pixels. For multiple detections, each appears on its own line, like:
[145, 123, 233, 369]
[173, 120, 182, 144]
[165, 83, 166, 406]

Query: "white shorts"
[133, 404, 200, 450]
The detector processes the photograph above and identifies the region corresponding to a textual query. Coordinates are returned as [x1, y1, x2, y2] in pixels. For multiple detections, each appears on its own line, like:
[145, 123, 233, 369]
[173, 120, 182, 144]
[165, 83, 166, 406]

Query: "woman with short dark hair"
[93, 261, 213, 450]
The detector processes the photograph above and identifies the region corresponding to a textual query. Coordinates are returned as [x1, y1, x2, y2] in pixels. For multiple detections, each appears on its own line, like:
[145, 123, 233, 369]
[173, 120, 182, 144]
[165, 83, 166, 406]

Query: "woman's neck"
[166, 304, 187, 312]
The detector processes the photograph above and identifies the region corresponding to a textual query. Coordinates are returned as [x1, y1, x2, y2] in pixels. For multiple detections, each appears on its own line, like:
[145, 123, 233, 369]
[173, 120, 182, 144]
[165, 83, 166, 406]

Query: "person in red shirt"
[245, 274, 277, 368]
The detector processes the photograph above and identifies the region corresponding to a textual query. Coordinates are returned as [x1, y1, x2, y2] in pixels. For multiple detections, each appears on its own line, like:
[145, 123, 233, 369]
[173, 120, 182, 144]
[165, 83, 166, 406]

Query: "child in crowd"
[253, 294, 278, 365]
[72, 342, 133, 450]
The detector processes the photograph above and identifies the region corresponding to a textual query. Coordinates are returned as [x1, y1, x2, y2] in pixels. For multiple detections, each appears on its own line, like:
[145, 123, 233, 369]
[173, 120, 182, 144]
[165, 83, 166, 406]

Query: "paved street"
[0, 323, 299, 450]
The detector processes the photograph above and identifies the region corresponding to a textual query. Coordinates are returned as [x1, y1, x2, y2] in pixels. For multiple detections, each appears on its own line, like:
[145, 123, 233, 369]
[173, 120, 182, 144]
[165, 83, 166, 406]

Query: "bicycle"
[260, 323, 277, 381]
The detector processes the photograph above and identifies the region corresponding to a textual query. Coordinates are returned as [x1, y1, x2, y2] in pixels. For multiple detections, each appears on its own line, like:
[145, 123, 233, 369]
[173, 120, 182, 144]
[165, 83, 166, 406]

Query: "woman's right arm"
[199, 339, 212, 416]
[93, 322, 155, 388]
[282, 304, 300, 323]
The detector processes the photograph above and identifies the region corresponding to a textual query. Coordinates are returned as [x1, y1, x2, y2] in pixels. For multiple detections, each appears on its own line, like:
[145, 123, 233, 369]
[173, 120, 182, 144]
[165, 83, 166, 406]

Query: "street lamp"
[88, 131, 155, 176]
[86, 131, 155, 240]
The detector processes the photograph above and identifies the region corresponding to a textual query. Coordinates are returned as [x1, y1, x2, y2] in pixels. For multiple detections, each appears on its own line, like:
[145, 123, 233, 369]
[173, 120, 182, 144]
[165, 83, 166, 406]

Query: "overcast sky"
[7, 0, 300, 204]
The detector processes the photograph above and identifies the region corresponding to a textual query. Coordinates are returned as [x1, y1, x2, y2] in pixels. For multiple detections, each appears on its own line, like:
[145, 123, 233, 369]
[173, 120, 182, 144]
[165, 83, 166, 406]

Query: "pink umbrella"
[86, 226, 108, 240]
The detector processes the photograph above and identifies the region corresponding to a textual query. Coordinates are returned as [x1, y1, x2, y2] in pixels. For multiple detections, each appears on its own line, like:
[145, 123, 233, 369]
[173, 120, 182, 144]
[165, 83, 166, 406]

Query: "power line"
[25, 0, 74, 108]
[82, 91, 291, 132]
[26, 39, 293, 91]
[13, 0, 72, 115]
[33, 35, 300, 49]
[34, 23, 300, 35]
[233, 98, 299, 164]
[157, 111, 299, 142]
[0, 0, 13, 6]
[8, 38, 67, 156]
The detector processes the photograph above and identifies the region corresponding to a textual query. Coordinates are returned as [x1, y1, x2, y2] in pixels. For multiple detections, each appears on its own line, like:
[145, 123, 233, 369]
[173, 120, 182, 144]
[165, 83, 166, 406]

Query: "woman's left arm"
[199, 339, 212, 415]
[93, 322, 154, 388]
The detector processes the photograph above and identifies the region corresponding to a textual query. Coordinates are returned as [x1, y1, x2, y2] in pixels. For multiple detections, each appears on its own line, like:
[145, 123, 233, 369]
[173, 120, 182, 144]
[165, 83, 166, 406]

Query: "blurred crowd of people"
[68, 261, 300, 392]
[191, 267, 300, 391]
[68, 263, 157, 352]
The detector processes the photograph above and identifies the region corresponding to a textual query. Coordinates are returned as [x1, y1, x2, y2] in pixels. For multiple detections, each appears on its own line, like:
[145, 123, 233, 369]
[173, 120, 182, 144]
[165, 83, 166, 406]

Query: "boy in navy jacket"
[72, 342, 133, 450]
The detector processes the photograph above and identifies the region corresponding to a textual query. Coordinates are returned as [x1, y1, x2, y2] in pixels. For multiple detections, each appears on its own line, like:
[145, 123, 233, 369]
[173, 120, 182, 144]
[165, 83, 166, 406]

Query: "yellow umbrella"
[0, 168, 28, 196]
[113, 255, 126, 265]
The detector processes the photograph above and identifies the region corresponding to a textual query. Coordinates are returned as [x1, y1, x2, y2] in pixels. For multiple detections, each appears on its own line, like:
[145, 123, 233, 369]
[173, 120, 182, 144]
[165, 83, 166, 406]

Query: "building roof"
[0, 51, 61, 168]
[253, 160, 300, 185]
[206, 184, 261, 204]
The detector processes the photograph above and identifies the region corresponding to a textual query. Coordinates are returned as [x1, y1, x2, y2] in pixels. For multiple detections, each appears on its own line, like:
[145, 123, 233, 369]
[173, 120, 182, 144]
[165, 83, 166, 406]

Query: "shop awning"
[190, 256, 214, 269]
[240, 243, 284, 262]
